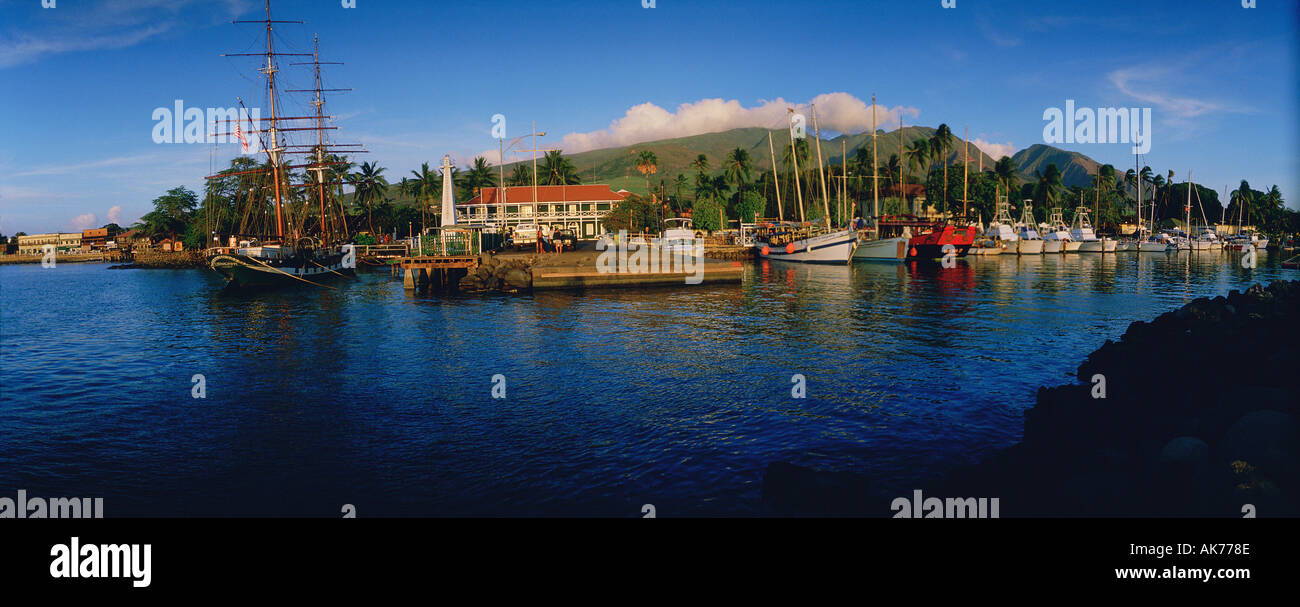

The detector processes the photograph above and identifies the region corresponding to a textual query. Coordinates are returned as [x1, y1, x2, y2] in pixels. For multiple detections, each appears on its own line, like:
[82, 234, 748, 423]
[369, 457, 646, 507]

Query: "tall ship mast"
[204, 0, 364, 289]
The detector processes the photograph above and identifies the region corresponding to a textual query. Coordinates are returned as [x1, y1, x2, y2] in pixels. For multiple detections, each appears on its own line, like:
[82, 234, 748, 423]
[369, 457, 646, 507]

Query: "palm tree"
[1230, 180, 1255, 225]
[723, 147, 753, 205]
[904, 138, 929, 192]
[994, 156, 1018, 202]
[508, 163, 532, 187]
[540, 150, 581, 185]
[1033, 163, 1063, 209]
[635, 150, 659, 199]
[410, 162, 439, 232]
[883, 154, 901, 195]
[350, 161, 388, 234]
[931, 124, 954, 213]
[459, 156, 498, 198]
[672, 173, 689, 211]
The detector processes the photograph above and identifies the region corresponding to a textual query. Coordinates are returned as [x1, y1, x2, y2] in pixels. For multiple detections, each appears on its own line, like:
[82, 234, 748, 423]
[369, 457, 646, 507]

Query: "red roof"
[460, 185, 629, 207]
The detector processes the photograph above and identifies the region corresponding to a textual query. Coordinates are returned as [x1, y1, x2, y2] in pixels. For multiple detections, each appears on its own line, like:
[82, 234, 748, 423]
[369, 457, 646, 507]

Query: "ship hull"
[1016, 239, 1045, 255]
[853, 236, 908, 262]
[757, 230, 857, 264]
[209, 253, 353, 289]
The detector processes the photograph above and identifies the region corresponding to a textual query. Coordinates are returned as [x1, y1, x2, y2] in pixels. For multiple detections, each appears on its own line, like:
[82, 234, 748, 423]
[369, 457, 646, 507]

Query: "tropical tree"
[540, 150, 581, 185]
[931, 124, 954, 213]
[459, 156, 498, 198]
[349, 161, 388, 234]
[723, 147, 753, 204]
[1033, 163, 1063, 209]
[635, 150, 659, 199]
[139, 186, 198, 247]
[672, 173, 689, 212]
[994, 156, 1018, 203]
[904, 138, 929, 186]
[410, 162, 439, 232]
[508, 163, 533, 187]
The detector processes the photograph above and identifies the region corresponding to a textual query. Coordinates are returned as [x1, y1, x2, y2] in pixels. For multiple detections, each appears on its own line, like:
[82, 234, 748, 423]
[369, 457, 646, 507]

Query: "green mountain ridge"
[502, 126, 1100, 195]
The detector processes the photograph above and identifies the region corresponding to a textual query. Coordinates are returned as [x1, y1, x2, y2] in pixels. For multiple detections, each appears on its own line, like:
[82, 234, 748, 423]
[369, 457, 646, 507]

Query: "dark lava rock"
[934, 279, 1300, 517]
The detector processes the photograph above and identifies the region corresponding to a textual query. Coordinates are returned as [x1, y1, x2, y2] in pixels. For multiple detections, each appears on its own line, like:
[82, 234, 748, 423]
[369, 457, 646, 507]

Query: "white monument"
[440, 154, 456, 227]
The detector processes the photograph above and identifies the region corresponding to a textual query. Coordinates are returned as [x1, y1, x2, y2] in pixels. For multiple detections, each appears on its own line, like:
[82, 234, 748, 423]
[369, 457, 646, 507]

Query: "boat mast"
[872, 95, 878, 233]
[1135, 154, 1141, 236]
[841, 139, 847, 224]
[962, 124, 969, 221]
[262, 0, 285, 239]
[899, 115, 905, 214]
[768, 132, 783, 222]
[811, 103, 831, 228]
[787, 108, 805, 223]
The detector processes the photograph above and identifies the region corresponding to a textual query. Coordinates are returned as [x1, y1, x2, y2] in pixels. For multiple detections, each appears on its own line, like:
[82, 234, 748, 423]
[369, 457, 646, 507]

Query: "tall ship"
[204, 1, 363, 289]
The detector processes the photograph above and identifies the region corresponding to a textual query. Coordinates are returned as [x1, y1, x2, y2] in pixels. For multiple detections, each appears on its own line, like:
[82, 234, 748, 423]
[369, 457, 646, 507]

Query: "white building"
[458, 185, 629, 240]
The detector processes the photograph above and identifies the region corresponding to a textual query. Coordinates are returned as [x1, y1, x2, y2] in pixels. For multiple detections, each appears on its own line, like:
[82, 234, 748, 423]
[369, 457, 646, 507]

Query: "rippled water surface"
[1, 250, 1294, 515]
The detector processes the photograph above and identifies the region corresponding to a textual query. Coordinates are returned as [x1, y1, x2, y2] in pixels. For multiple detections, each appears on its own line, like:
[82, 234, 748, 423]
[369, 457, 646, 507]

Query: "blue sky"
[0, 0, 1295, 234]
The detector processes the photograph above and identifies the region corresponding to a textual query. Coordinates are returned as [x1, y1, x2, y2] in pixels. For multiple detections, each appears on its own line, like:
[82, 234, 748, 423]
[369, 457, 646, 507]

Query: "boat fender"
[785, 243, 795, 254]
[761, 246, 770, 256]
[909, 247, 918, 257]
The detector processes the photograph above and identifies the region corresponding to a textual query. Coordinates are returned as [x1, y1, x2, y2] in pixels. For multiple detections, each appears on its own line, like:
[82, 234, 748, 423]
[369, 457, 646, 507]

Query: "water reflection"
[1, 254, 1294, 516]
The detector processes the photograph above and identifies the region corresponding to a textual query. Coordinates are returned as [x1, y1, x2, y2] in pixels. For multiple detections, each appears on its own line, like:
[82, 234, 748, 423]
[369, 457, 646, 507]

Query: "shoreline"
[762, 279, 1300, 516]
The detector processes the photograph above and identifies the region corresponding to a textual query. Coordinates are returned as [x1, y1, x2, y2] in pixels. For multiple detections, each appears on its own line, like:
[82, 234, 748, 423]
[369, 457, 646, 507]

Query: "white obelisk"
[440, 154, 457, 226]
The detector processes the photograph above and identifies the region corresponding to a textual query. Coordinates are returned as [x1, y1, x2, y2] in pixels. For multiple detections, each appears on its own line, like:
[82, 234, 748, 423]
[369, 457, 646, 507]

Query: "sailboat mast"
[1135, 154, 1141, 235]
[841, 139, 847, 224]
[962, 124, 969, 220]
[768, 132, 783, 222]
[309, 35, 329, 246]
[261, 0, 285, 240]
[787, 109, 805, 223]
[872, 95, 878, 232]
[899, 116, 905, 214]
[811, 104, 831, 228]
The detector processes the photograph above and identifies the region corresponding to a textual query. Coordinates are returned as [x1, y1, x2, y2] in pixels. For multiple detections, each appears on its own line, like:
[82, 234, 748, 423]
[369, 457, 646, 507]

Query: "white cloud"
[1108, 67, 1228, 122]
[971, 138, 1016, 161]
[107, 205, 122, 224]
[69, 213, 97, 231]
[559, 93, 920, 154]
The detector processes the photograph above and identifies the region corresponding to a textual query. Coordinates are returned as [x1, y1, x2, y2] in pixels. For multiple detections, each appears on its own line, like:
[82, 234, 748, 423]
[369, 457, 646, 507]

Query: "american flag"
[234, 120, 249, 153]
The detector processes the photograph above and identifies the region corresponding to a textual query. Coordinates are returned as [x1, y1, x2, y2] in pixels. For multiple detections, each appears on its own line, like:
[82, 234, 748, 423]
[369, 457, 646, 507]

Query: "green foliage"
[602, 194, 660, 233]
[354, 233, 378, 245]
[732, 189, 766, 223]
[692, 196, 722, 231]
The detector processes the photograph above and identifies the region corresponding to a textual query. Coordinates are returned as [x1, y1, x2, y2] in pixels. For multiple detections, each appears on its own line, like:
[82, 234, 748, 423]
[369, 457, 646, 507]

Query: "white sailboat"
[755, 106, 856, 264]
[853, 94, 909, 262]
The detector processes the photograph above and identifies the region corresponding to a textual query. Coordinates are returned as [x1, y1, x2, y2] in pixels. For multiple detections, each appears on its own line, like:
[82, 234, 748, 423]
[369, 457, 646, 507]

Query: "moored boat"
[1012, 200, 1045, 255]
[753, 222, 857, 264]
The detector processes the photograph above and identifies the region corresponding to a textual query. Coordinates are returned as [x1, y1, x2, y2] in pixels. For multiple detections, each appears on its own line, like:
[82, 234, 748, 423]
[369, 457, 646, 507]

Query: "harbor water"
[1, 251, 1294, 516]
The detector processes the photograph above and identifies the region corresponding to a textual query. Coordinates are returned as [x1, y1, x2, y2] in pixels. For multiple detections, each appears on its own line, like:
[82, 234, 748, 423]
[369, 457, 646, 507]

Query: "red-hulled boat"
[877, 215, 978, 260]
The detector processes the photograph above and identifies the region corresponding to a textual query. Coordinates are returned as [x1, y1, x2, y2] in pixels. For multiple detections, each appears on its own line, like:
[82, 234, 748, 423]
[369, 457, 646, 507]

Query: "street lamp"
[498, 127, 546, 232]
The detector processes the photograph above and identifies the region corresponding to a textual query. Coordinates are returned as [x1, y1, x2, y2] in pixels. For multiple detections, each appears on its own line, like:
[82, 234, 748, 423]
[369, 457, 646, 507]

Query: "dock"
[531, 257, 743, 289]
